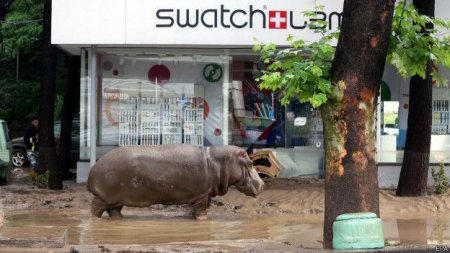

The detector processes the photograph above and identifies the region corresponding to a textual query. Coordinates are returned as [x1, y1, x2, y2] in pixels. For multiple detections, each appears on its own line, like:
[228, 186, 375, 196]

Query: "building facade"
[51, 0, 450, 183]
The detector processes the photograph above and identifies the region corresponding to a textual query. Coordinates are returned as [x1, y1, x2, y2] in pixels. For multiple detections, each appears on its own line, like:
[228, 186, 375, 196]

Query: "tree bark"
[322, 0, 395, 248]
[396, 0, 434, 197]
[40, 0, 61, 189]
[57, 55, 80, 179]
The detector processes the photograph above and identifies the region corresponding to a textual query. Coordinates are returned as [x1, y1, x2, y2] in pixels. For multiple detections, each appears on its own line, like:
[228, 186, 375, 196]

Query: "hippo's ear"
[235, 149, 253, 166]
[235, 149, 247, 158]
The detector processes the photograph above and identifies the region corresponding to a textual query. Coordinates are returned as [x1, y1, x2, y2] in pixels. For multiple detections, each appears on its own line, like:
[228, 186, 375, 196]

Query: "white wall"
[378, 165, 450, 189]
[52, 0, 344, 47]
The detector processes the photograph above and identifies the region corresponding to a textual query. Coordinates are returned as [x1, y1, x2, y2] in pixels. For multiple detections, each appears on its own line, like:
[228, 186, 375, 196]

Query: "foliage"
[0, 79, 40, 127]
[431, 162, 448, 194]
[31, 170, 49, 189]
[0, 0, 44, 58]
[253, 6, 337, 108]
[253, 1, 450, 108]
[1, 0, 67, 127]
[54, 94, 64, 120]
[388, 1, 450, 85]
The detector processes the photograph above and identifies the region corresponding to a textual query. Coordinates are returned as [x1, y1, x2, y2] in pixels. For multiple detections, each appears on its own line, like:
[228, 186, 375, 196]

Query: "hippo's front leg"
[192, 195, 209, 220]
[107, 206, 123, 219]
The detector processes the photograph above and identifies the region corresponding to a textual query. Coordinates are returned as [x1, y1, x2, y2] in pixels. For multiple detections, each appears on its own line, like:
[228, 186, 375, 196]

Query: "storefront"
[52, 0, 450, 183]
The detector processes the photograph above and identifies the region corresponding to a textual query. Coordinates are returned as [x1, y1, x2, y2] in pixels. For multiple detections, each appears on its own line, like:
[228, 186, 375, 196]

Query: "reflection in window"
[230, 61, 279, 148]
[382, 101, 399, 136]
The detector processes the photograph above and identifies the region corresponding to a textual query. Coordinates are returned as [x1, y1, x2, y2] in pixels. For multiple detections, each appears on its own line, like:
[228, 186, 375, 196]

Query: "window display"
[140, 97, 161, 145]
[432, 99, 450, 135]
[161, 97, 182, 144]
[119, 95, 139, 146]
[183, 97, 204, 146]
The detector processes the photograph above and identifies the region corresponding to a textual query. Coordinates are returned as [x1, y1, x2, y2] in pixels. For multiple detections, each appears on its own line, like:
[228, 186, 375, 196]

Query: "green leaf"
[252, 44, 262, 52]
[311, 65, 323, 77]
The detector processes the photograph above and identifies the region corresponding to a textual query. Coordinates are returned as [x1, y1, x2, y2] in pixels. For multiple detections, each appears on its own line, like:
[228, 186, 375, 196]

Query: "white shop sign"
[52, 0, 343, 46]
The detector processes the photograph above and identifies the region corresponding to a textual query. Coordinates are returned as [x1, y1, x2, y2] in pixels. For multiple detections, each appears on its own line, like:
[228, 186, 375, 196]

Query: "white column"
[222, 50, 230, 146]
[376, 93, 381, 162]
[90, 45, 97, 168]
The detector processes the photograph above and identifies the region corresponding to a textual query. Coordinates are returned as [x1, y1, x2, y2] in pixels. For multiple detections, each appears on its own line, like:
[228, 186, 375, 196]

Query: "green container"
[332, 212, 384, 250]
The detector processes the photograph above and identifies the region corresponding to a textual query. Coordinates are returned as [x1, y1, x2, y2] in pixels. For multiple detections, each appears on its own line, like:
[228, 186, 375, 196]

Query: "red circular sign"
[148, 64, 170, 85]
[403, 103, 409, 109]
[214, 128, 222, 136]
[192, 97, 210, 120]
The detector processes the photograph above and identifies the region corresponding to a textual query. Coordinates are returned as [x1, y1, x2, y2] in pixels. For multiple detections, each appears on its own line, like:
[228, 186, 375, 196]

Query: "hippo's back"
[87, 145, 209, 206]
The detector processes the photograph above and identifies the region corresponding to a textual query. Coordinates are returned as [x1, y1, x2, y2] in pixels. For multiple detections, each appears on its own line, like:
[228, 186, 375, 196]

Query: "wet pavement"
[1, 168, 449, 252]
[1, 208, 450, 252]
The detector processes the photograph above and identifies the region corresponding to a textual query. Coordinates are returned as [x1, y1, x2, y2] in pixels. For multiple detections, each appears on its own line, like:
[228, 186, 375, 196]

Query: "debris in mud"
[210, 199, 224, 206]
[42, 200, 52, 206]
[70, 246, 79, 253]
[259, 201, 276, 208]
[116, 250, 158, 253]
[98, 245, 112, 252]
[233, 205, 243, 210]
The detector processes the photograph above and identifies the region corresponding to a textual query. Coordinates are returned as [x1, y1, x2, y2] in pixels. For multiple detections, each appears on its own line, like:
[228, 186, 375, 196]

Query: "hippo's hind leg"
[192, 196, 209, 220]
[107, 206, 123, 219]
[91, 196, 108, 218]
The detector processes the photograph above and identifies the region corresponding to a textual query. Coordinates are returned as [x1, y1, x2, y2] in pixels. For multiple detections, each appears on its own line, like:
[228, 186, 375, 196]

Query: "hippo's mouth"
[236, 181, 259, 197]
[236, 166, 265, 197]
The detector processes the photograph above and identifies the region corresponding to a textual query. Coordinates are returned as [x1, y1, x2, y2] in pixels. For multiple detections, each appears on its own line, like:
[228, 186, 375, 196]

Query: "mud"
[0, 168, 450, 252]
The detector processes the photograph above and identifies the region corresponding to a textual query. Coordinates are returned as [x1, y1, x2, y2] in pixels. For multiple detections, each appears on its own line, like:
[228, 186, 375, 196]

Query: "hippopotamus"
[87, 144, 264, 220]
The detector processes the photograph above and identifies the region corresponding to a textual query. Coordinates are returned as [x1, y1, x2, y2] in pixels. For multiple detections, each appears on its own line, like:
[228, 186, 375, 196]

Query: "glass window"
[93, 49, 230, 155]
[229, 61, 280, 148]
[431, 87, 450, 163]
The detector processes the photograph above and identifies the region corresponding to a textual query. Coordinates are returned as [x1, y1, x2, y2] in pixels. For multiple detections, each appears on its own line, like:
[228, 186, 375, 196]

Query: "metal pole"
[90, 45, 97, 168]
[16, 52, 19, 81]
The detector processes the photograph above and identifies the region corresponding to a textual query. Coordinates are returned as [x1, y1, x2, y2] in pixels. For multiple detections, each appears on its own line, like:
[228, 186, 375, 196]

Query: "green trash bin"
[332, 212, 384, 250]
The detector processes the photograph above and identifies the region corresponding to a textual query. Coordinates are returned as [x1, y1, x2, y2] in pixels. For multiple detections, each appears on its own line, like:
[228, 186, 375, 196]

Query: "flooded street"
[3, 209, 323, 248]
[3, 209, 450, 249]
[1, 170, 450, 251]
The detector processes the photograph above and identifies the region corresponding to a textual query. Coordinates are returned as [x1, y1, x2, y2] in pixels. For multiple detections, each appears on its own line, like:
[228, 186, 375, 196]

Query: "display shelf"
[162, 97, 182, 144]
[119, 95, 139, 146]
[432, 99, 450, 134]
[183, 108, 203, 146]
[140, 97, 161, 145]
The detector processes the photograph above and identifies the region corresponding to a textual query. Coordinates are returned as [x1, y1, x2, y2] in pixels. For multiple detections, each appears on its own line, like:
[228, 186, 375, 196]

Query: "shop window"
[230, 61, 280, 148]
[95, 50, 229, 149]
[285, 101, 323, 148]
[381, 101, 399, 136]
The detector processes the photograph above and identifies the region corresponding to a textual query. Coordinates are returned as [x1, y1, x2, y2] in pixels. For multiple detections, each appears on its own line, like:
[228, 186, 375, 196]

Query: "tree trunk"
[57, 55, 80, 179]
[40, 0, 61, 189]
[396, 0, 434, 197]
[0, 0, 13, 20]
[322, 0, 395, 248]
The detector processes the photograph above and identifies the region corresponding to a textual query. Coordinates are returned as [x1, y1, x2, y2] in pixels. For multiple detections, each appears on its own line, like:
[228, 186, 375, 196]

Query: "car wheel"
[12, 149, 27, 167]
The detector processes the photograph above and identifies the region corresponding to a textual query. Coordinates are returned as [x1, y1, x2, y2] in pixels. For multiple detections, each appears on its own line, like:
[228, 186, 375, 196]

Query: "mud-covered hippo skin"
[87, 144, 264, 220]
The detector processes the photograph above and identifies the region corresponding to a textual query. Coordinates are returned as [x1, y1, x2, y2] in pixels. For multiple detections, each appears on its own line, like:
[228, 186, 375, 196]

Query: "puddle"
[3, 209, 450, 249]
[384, 217, 450, 245]
[2, 209, 324, 248]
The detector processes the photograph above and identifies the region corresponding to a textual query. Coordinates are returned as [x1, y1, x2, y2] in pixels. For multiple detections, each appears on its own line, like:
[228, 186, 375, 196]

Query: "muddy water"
[384, 217, 450, 246]
[2, 210, 323, 248]
[3, 209, 450, 248]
